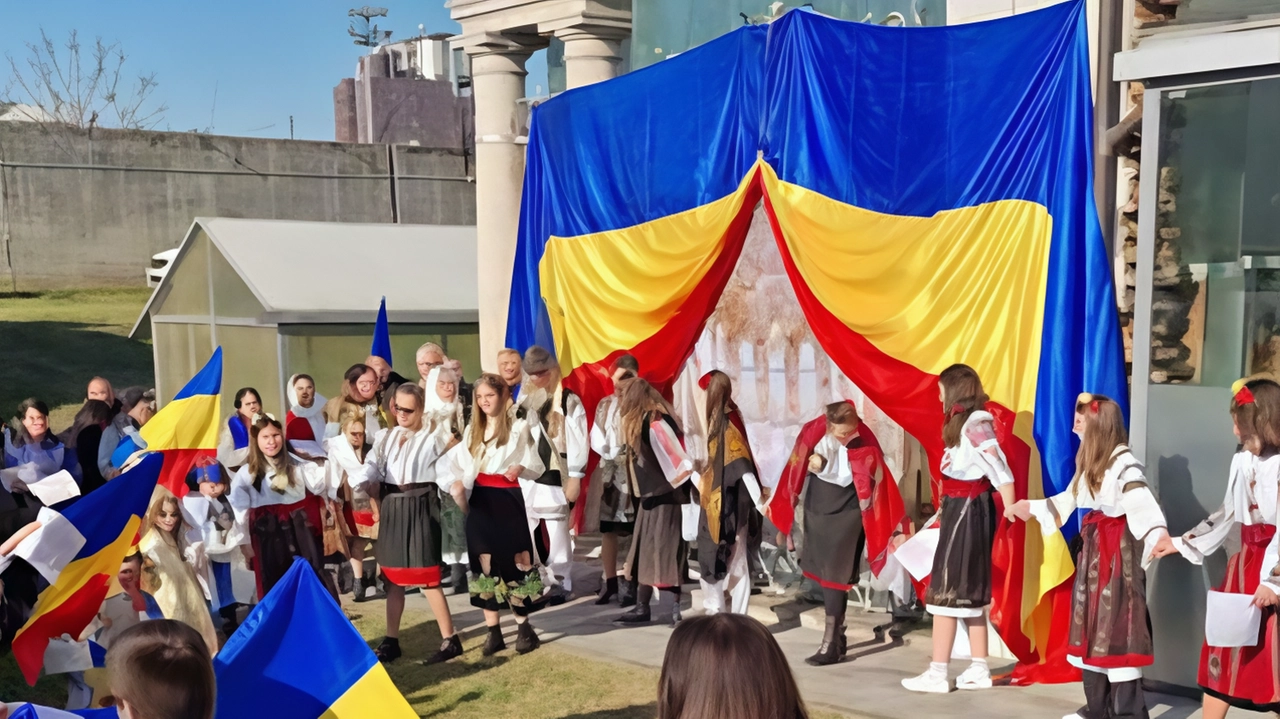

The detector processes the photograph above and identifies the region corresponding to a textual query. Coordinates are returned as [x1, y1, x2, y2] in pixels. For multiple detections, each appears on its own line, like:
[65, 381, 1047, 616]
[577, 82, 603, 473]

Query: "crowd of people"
[2, 343, 1279, 719]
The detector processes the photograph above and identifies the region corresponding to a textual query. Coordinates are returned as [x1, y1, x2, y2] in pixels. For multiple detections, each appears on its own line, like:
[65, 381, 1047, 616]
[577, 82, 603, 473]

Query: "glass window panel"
[218, 325, 283, 420]
[153, 322, 213, 407]
[208, 245, 266, 320]
[1165, 0, 1280, 27]
[153, 233, 211, 317]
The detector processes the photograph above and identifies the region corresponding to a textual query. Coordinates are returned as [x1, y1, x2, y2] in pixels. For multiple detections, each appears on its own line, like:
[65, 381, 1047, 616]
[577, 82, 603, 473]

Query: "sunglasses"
[393, 405, 418, 415]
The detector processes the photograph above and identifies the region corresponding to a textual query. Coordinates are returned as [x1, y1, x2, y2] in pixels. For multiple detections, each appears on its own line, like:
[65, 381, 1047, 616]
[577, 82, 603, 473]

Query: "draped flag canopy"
[506, 0, 1126, 682]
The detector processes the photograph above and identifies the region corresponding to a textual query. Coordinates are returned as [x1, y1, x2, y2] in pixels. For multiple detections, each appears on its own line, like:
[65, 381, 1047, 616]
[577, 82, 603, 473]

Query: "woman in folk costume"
[139, 489, 219, 655]
[216, 388, 261, 472]
[229, 416, 337, 600]
[326, 411, 383, 602]
[322, 363, 384, 439]
[902, 364, 1016, 694]
[590, 355, 641, 606]
[1158, 380, 1280, 717]
[445, 373, 550, 655]
[614, 377, 694, 627]
[284, 374, 327, 453]
[356, 383, 463, 666]
[423, 365, 470, 595]
[695, 371, 763, 617]
[518, 345, 588, 598]
[181, 458, 255, 636]
[1010, 394, 1174, 719]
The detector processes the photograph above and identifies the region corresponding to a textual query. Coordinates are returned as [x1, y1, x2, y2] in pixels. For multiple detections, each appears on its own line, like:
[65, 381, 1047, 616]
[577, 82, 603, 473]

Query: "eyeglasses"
[393, 405, 417, 415]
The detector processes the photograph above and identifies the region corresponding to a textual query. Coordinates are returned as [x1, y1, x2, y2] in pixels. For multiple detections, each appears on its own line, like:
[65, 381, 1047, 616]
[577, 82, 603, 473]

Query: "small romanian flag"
[213, 558, 418, 719]
[135, 347, 223, 497]
[1, 454, 163, 685]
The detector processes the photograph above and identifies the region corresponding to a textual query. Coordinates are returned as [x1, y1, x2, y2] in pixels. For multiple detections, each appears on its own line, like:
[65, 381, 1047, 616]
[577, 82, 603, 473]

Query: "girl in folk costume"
[1010, 395, 1174, 719]
[139, 489, 219, 655]
[793, 401, 887, 666]
[216, 388, 261, 472]
[445, 373, 550, 655]
[590, 355, 641, 606]
[695, 371, 764, 617]
[5, 398, 81, 492]
[424, 365, 470, 595]
[229, 416, 337, 600]
[325, 412, 383, 602]
[357, 383, 463, 666]
[284, 374, 328, 452]
[518, 346, 588, 598]
[322, 363, 384, 440]
[1160, 380, 1280, 717]
[614, 378, 694, 627]
[181, 458, 255, 636]
[902, 364, 1016, 693]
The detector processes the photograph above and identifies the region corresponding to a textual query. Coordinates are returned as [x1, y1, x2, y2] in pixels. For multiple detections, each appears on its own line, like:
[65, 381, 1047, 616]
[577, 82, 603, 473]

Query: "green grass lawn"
[0, 288, 155, 430]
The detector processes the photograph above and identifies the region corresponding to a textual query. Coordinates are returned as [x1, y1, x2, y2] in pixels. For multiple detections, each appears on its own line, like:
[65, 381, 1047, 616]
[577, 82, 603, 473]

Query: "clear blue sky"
[0, 1, 548, 141]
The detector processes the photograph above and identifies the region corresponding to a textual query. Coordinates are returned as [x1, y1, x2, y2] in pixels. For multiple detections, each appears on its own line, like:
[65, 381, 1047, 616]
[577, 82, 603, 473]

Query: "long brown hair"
[143, 490, 189, 552]
[338, 363, 375, 404]
[246, 416, 298, 493]
[1072, 393, 1128, 497]
[468, 373, 513, 456]
[619, 377, 677, 454]
[1232, 379, 1280, 455]
[703, 371, 733, 440]
[658, 613, 808, 719]
[939, 364, 988, 448]
[107, 619, 216, 718]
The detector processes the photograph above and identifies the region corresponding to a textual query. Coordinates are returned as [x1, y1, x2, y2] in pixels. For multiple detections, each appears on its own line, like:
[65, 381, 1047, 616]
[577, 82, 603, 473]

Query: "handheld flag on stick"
[0, 454, 163, 685]
[213, 558, 417, 719]
[370, 297, 392, 365]
[8, 704, 119, 718]
[119, 348, 222, 496]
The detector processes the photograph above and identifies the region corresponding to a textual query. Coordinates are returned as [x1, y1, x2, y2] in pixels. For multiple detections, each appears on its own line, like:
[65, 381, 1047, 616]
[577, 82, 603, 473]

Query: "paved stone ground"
[394, 538, 1226, 719]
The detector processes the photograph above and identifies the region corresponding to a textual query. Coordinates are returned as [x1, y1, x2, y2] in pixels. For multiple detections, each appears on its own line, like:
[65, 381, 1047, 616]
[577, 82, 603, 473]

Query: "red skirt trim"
[803, 570, 855, 591]
[352, 509, 375, 529]
[382, 566, 443, 588]
[1068, 650, 1154, 668]
[940, 478, 992, 499]
[476, 472, 519, 489]
[248, 494, 324, 534]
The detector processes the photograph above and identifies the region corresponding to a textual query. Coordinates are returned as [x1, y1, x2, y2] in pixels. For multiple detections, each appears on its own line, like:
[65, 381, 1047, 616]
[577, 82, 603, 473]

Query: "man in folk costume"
[590, 354, 641, 606]
[695, 371, 765, 616]
[772, 400, 916, 666]
[517, 346, 588, 597]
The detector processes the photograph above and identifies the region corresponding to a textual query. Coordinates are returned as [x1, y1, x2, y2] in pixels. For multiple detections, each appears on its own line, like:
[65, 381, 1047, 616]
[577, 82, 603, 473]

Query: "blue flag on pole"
[370, 297, 392, 364]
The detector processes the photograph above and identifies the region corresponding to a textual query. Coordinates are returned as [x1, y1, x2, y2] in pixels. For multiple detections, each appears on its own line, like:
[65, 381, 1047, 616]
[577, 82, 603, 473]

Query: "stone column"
[556, 27, 625, 89]
[469, 48, 530, 371]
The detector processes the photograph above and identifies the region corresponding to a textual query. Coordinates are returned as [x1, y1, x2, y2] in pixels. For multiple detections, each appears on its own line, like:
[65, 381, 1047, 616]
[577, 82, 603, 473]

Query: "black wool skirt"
[466, 482, 547, 616]
[628, 493, 685, 589]
[925, 490, 996, 614]
[800, 478, 866, 591]
[376, 484, 444, 587]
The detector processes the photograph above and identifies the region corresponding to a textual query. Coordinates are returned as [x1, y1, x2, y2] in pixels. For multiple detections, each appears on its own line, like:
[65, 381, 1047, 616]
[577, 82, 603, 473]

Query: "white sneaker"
[901, 670, 950, 694]
[1062, 714, 1084, 719]
[955, 664, 992, 690]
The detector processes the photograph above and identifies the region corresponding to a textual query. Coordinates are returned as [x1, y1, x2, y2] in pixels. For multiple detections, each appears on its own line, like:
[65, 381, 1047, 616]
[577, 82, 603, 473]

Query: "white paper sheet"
[1205, 590, 1263, 648]
[25, 470, 82, 506]
[0, 464, 38, 492]
[42, 635, 92, 675]
[895, 526, 940, 581]
[288, 440, 327, 459]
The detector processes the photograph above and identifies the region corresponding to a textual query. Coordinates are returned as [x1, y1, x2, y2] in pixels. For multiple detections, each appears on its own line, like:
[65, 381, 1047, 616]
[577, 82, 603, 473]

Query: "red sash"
[940, 477, 992, 499]
[476, 472, 519, 489]
[1242, 522, 1277, 549]
[1081, 510, 1127, 587]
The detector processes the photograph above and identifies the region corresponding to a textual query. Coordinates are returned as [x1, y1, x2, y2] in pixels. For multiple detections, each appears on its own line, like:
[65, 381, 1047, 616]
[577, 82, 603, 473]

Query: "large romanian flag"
[134, 347, 222, 496]
[506, 1, 1125, 682]
[0, 454, 162, 684]
[213, 558, 417, 719]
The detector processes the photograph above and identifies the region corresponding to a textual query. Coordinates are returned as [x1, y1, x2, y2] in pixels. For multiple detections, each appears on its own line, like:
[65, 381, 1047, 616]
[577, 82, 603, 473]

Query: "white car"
[147, 248, 180, 287]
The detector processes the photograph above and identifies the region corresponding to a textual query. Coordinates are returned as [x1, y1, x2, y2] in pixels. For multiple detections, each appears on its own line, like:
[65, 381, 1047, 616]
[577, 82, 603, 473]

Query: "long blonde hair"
[1072, 394, 1128, 497]
[467, 373, 513, 456]
[144, 491, 189, 552]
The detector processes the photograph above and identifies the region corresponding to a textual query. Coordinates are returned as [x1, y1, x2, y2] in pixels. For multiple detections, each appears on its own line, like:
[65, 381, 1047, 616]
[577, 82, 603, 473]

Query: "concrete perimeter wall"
[0, 122, 476, 291]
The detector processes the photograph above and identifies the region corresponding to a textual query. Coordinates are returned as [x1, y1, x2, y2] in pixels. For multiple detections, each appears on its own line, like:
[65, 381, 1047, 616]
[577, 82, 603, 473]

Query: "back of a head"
[107, 619, 215, 719]
[658, 614, 808, 719]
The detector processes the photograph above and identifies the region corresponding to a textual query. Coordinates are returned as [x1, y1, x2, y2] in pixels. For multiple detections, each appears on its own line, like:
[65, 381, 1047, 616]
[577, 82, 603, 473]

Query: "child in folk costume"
[325, 412, 383, 602]
[518, 346, 588, 598]
[181, 459, 255, 636]
[695, 371, 764, 617]
[357, 383, 463, 666]
[590, 355, 640, 606]
[228, 416, 337, 600]
[791, 401, 888, 666]
[1010, 394, 1174, 719]
[216, 388, 261, 472]
[444, 373, 550, 655]
[614, 378, 694, 627]
[1159, 380, 1280, 717]
[423, 366, 470, 595]
[284, 374, 328, 452]
[139, 490, 219, 655]
[903, 364, 1016, 693]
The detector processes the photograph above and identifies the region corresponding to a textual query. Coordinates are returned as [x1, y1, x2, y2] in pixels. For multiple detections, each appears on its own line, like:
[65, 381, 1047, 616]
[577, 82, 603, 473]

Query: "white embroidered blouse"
[940, 411, 1014, 487]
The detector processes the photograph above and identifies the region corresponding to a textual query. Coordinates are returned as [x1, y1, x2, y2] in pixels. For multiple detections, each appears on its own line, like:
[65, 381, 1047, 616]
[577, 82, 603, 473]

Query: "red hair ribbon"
[949, 403, 966, 417]
[1236, 386, 1256, 406]
[1090, 400, 1099, 414]
[698, 372, 713, 390]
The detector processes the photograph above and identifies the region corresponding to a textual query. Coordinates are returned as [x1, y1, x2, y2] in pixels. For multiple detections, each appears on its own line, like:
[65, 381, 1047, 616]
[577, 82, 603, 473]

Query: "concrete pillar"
[470, 48, 530, 371]
[556, 28, 625, 89]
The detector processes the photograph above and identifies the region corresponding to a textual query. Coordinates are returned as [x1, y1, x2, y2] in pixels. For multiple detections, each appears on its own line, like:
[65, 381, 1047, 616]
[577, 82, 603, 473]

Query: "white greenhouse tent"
[131, 218, 478, 418]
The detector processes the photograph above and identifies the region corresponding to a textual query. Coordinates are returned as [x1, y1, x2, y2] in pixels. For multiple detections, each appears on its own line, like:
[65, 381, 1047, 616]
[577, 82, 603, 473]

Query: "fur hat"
[522, 345, 559, 375]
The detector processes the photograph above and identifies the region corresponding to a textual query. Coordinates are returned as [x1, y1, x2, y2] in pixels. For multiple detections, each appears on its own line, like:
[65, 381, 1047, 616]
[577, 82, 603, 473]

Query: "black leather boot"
[422, 634, 463, 665]
[618, 577, 637, 607]
[595, 576, 619, 605]
[515, 621, 541, 654]
[615, 603, 651, 624]
[805, 616, 843, 666]
[482, 625, 506, 656]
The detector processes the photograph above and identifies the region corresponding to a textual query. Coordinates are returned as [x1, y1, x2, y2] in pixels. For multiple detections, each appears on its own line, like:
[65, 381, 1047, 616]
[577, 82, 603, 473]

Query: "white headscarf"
[287, 374, 328, 442]
[422, 367, 463, 434]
